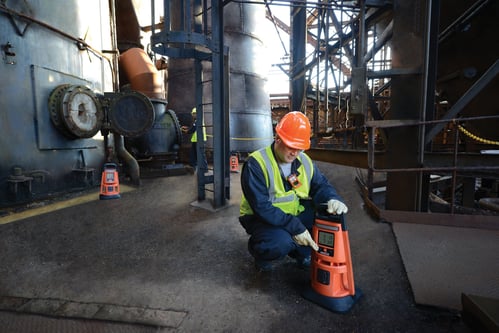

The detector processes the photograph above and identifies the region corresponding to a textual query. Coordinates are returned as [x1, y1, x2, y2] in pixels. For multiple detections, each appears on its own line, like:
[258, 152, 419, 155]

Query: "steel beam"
[290, 3, 307, 111]
[424, 59, 499, 145]
[308, 148, 499, 175]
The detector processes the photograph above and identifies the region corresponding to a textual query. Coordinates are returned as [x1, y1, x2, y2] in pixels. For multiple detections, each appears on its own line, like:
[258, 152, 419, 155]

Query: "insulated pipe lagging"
[119, 47, 165, 99]
[115, 133, 141, 185]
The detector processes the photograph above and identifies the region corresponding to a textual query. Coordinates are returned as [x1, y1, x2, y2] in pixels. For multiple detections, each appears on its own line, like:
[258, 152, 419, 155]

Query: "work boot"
[295, 255, 311, 270]
[288, 250, 311, 270]
[254, 259, 273, 272]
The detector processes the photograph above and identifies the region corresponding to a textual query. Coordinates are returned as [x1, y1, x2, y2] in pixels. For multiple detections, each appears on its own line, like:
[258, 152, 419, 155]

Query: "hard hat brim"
[278, 132, 310, 150]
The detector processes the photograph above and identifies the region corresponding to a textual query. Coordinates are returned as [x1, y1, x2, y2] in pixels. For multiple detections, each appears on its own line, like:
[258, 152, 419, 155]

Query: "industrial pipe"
[115, 133, 140, 185]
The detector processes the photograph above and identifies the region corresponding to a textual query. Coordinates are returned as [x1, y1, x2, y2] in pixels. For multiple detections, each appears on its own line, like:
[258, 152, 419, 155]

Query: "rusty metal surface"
[436, 0, 499, 144]
[307, 148, 372, 168]
[379, 209, 499, 230]
[393, 222, 499, 310]
[359, 173, 499, 228]
[308, 148, 499, 176]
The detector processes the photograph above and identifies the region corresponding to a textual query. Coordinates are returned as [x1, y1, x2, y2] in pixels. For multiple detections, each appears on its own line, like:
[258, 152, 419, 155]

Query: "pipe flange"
[166, 108, 183, 145]
[61, 85, 103, 138]
[48, 84, 72, 137]
[48, 84, 104, 139]
[107, 90, 155, 138]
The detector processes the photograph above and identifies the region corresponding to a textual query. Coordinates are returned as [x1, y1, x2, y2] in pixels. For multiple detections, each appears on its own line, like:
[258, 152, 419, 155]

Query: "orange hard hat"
[275, 111, 311, 150]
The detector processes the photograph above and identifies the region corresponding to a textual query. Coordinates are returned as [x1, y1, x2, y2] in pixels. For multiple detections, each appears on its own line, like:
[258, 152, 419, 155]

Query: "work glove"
[293, 230, 319, 251]
[327, 199, 348, 215]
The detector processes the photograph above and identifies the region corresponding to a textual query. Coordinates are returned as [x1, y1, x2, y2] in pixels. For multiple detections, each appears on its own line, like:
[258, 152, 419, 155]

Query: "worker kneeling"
[239, 112, 348, 272]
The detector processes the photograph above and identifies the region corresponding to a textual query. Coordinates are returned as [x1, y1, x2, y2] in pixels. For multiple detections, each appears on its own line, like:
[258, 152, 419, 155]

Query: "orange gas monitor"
[99, 163, 120, 200]
[302, 211, 362, 313]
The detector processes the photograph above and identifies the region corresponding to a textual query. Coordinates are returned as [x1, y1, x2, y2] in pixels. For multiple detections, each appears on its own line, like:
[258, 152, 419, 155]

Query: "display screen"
[106, 172, 115, 182]
[318, 231, 334, 247]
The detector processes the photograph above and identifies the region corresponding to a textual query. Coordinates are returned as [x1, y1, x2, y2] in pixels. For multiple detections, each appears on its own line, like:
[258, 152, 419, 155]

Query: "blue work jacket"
[239, 143, 344, 236]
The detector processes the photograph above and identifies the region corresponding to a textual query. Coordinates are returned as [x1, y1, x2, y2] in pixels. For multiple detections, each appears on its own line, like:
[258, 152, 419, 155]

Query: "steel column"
[290, 3, 307, 112]
[385, 0, 433, 212]
[211, 0, 229, 208]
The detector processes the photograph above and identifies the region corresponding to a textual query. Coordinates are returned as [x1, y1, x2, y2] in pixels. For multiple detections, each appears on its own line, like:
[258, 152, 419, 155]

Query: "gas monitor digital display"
[106, 172, 115, 182]
[318, 231, 334, 247]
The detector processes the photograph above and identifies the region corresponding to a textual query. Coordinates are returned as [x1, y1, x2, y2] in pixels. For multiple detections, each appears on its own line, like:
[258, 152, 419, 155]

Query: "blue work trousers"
[239, 200, 315, 262]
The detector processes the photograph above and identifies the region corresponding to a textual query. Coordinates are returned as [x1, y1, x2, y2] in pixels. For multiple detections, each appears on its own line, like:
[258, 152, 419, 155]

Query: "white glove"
[327, 199, 348, 215]
[293, 230, 319, 251]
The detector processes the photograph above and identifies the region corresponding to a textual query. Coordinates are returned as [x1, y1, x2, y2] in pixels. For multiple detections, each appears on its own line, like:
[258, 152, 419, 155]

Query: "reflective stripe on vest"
[239, 146, 314, 216]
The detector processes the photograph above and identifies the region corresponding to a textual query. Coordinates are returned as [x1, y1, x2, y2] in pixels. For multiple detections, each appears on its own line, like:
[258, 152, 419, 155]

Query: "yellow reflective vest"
[191, 121, 207, 143]
[240, 146, 314, 216]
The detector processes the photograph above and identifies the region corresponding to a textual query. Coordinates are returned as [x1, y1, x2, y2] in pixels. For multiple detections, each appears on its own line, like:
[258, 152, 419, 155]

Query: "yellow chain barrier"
[458, 125, 499, 146]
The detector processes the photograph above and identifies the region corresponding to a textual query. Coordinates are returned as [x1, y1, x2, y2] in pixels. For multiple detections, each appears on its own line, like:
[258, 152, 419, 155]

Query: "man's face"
[274, 137, 302, 163]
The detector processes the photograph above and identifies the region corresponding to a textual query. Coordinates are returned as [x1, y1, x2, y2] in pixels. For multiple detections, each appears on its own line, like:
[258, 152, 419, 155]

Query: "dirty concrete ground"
[0, 162, 471, 332]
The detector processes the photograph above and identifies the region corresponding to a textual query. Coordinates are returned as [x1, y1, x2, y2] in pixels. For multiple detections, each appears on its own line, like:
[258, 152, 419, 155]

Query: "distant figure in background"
[182, 107, 207, 173]
[239, 111, 348, 272]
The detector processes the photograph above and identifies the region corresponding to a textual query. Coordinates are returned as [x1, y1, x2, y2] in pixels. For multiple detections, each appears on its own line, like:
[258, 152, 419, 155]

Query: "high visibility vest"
[240, 146, 314, 216]
[191, 121, 207, 143]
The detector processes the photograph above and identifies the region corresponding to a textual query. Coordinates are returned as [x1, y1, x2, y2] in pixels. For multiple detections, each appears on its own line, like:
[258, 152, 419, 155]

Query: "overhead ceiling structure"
[264, 0, 499, 227]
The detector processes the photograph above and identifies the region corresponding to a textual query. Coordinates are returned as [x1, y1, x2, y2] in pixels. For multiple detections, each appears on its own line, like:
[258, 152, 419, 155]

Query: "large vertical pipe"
[164, 0, 197, 163]
[163, 0, 196, 118]
[206, 1, 273, 154]
[167, 1, 273, 155]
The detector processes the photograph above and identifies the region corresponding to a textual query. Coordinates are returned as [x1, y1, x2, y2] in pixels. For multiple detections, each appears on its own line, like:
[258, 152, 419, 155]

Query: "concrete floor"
[0, 162, 472, 332]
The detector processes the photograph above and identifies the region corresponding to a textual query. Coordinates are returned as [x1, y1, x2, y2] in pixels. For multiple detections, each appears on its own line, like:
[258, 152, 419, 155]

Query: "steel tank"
[211, 1, 273, 153]
[0, 0, 113, 205]
[167, 1, 274, 155]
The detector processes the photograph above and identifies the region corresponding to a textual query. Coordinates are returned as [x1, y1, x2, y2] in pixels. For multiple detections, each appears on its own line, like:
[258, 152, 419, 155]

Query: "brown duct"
[115, 0, 141, 50]
[119, 47, 165, 99]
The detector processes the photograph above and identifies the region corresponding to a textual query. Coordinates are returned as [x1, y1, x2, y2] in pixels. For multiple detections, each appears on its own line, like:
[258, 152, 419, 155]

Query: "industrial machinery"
[0, 1, 183, 207]
[2, 0, 497, 217]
